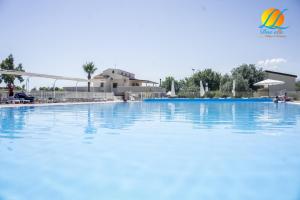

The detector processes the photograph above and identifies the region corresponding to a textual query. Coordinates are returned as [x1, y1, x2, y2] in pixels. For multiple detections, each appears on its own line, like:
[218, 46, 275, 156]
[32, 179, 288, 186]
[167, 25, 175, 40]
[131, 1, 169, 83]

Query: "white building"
[64, 68, 165, 96]
[255, 70, 298, 97]
[264, 70, 297, 96]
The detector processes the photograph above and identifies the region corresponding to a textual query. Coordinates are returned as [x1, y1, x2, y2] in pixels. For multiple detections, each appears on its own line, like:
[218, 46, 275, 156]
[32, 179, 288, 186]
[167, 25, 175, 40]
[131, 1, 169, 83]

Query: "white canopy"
[0, 70, 101, 97]
[254, 79, 285, 86]
[0, 70, 99, 82]
[254, 79, 285, 97]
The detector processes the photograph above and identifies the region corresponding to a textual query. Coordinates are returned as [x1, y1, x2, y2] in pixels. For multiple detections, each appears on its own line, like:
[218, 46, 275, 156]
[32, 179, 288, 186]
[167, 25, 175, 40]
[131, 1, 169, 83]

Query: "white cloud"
[257, 58, 287, 70]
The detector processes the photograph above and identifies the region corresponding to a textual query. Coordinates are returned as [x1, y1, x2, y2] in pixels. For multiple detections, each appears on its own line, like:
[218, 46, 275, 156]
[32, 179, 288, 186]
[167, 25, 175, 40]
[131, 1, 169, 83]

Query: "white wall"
[265, 72, 296, 96]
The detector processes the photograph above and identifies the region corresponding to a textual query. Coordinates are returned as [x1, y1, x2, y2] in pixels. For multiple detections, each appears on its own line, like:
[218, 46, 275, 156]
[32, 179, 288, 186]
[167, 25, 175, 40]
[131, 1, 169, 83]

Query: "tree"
[82, 62, 97, 92]
[191, 69, 221, 91]
[220, 74, 233, 92]
[234, 74, 250, 92]
[0, 54, 25, 86]
[0, 54, 25, 96]
[231, 64, 265, 90]
[177, 77, 199, 97]
[39, 87, 63, 91]
[161, 76, 181, 93]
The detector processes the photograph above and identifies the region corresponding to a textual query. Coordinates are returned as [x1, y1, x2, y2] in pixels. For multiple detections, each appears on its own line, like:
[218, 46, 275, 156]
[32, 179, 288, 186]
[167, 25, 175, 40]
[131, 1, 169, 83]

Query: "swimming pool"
[1, 100, 300, 200]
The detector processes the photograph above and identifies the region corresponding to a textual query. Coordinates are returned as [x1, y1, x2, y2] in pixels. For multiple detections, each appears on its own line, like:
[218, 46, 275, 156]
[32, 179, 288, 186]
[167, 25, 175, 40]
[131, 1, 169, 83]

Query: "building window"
[113, 83, 118, 88]
[112, 70, 115, 74]
[100, 83, 104, 87]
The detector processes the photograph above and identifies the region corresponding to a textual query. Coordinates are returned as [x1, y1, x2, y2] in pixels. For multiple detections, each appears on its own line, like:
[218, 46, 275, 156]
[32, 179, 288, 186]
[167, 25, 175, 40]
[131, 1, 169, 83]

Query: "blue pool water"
[1, 101, 300, 200]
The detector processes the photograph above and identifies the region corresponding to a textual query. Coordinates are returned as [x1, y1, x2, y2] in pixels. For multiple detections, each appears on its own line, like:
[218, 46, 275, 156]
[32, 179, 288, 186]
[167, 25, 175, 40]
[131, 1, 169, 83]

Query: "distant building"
[64, 68, 165, 97]
[92, 68, 158, 92]
[264, 70, 297, 96]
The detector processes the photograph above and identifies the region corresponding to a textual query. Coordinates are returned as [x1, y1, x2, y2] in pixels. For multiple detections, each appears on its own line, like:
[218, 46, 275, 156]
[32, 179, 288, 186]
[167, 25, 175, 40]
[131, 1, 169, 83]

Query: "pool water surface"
[1, 101, 300, 200]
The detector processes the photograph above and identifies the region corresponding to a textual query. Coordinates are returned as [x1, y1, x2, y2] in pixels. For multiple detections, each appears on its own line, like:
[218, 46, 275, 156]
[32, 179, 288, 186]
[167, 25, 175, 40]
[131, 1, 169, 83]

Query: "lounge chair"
[7, 97, 21, 104]
[18, 98, 31, 104]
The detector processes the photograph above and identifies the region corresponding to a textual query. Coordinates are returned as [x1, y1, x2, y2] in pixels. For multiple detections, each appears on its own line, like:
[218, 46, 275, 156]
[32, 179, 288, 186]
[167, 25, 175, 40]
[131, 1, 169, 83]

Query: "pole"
[92, 81, 94, 100]
[26, 78, 30, 93]
[53, 79, 57, 99]
[75, 81, 79, 99]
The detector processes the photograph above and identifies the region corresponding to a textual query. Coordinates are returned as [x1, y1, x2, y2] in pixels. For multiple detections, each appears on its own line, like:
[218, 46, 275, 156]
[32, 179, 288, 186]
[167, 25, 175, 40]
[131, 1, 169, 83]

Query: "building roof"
[129, 78, 158, 84]
[264, 70, 297, 78]
[93, 68, 158, 84]
[93, 74, 109, 79]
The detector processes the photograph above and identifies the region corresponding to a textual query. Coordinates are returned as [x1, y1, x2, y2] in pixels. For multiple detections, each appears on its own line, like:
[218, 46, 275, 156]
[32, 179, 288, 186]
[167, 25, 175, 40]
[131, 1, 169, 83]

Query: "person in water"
[283, 92, 291, 102]
[274, 96, 279, 103]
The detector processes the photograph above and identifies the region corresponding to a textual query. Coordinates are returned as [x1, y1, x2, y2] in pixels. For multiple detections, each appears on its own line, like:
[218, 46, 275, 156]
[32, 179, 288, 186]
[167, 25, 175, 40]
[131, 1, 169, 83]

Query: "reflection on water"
[84, 106, 97, 135]
[1, 102, 300, 200]
[0, 107, 33, 138]
[0, 102, 300, 138]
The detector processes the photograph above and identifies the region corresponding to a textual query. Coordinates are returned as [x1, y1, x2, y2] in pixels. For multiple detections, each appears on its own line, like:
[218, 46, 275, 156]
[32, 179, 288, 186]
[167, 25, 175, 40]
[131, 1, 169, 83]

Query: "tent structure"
[254, 79, 285, 97]
[0, 70, 99, 98]
[170, 80, 176, 97]
[232, 80, 236, 97]
[200, 80, 205, 97]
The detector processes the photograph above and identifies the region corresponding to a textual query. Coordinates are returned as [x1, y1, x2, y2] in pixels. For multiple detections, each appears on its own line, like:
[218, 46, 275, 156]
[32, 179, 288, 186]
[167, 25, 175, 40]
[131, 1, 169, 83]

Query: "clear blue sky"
[0, 0, 299, 88]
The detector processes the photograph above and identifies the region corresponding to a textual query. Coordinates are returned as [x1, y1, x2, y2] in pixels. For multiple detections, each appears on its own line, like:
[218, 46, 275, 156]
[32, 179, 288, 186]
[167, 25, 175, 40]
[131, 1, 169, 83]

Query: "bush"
[204, 91, 215, 98]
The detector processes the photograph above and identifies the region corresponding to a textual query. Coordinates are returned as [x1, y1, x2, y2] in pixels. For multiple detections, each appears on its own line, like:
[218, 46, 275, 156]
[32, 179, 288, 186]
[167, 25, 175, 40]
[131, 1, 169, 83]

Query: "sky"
[0, 0, 299, 88]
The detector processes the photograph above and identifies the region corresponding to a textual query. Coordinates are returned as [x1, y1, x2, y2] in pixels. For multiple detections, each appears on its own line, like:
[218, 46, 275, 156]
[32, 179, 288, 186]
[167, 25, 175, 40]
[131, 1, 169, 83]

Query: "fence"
[176, 89, 300, 100]
[126, 92, 165, 100]
[1, 89, 300, 102]
[29, 91, 115, 101]
[177, 90, 254, 98]
[0, 90, 116, 102]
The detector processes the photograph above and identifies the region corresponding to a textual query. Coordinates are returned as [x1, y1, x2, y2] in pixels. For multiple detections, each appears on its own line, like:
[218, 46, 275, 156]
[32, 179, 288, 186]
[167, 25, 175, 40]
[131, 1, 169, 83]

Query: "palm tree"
[82, 62, 97, 92]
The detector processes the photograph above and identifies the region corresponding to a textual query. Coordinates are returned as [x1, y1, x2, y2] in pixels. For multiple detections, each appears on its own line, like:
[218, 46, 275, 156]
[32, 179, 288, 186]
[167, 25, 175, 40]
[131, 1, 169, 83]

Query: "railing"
[29, 91, 115, 101]
[116, 86, 165, 93]
[127, 92, 164, 100]
[0, 90, 115, 102]
[0, 90, 23, 100]
[114, 86, 166, 98]
[177, 90, 254, 98]
[176, 90, 300, 100]
[63, 87, 104, 92]
[1, 89, 300, 102]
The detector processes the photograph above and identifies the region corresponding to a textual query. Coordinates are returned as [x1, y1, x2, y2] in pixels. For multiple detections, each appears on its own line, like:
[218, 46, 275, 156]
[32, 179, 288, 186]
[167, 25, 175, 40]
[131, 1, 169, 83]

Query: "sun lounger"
[18, 98, 31, 104]
[7, 98, 21, 104]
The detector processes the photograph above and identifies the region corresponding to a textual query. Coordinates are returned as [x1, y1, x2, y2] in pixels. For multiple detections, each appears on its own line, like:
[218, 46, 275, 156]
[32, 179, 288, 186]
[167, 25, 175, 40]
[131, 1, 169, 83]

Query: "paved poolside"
[288, 101, 300, 105]
[0, 100, 123, 108]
